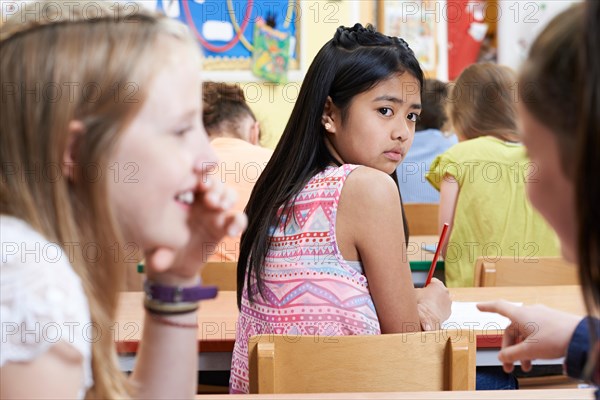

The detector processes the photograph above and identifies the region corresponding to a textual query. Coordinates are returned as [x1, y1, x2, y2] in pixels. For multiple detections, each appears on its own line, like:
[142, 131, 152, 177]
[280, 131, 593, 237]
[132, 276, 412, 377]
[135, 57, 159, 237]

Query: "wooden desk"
[197, 388, 596, 399]
[116, 291, 238, 353]
[452, 286, 586, 366]
[116, 286, 585, 371]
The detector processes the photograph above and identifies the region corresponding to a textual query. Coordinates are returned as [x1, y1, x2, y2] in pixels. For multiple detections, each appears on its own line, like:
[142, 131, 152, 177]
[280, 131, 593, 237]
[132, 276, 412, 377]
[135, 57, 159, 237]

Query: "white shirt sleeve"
[1, 216, 94, 397]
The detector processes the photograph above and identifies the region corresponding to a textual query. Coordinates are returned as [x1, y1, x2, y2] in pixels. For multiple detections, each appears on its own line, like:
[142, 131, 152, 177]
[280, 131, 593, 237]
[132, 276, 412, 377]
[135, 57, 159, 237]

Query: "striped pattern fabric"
[229, 164, 381, 393]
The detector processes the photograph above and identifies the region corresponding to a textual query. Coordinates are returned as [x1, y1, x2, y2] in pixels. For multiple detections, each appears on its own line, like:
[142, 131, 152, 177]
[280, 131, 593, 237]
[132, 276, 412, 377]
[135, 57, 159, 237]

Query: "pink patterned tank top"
[229, 164, 381, 394]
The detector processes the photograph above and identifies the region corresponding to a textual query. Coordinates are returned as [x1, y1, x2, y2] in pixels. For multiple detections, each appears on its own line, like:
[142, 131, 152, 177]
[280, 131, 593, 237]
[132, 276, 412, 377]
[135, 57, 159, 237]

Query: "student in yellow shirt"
[426, 63, 560, 287]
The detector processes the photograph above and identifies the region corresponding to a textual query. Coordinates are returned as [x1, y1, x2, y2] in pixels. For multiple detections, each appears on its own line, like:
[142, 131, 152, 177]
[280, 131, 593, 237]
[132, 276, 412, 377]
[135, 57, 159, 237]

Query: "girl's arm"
[1, 343, 83, 399]
[438, 174, 460, 257]
[131, 176, 246, 399]
[130, 297, 199, 399]
[337, 167, 450, 333]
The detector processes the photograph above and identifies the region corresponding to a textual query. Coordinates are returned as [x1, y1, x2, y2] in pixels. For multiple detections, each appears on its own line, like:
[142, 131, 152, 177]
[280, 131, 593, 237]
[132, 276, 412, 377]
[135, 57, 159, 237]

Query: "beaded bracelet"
[143, 298, 199, 315]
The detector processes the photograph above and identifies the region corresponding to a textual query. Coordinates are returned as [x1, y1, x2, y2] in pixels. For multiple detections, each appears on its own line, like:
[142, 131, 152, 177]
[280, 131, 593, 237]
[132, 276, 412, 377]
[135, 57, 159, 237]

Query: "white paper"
[441, 301, 522, 330]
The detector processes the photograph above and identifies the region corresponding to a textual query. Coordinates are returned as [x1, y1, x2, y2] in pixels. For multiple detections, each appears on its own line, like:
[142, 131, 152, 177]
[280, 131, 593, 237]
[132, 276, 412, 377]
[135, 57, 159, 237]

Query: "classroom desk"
[116, 285, 586, 371]
[196, 388, 596, 399]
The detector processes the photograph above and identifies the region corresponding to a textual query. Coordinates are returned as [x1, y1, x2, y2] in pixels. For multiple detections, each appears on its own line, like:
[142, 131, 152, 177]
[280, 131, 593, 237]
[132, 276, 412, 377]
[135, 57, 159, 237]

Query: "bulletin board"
[377, 0, 439, 77]
[153, 0, 300, 71]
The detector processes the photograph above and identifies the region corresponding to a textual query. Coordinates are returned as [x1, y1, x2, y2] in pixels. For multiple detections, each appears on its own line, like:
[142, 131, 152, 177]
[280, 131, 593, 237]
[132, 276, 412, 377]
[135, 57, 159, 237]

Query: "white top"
[1, 215, 93, 399]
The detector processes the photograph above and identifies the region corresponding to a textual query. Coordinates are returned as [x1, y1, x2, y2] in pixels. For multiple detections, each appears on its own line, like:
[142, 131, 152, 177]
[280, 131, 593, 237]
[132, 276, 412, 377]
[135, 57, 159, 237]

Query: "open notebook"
[441, 301, 522, 330]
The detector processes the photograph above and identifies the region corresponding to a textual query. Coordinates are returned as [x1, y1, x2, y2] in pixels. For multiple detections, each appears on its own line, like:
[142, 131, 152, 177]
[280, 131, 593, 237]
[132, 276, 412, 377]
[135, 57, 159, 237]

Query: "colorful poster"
[251, 19, 290, 83]
[133, 0, 299, 71]
[380, 0, 437, 72]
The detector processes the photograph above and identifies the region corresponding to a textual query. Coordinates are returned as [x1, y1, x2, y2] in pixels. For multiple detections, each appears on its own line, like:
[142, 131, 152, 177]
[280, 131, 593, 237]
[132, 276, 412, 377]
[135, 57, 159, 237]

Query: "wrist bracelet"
[144, 298, 199, 315]
[143, 279, 218, 303]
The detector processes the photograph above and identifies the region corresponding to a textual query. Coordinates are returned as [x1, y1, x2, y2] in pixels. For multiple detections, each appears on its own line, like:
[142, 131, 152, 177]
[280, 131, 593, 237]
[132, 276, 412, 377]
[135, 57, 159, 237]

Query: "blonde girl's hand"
[476, 301, 582, 373]
[144, 174, 247, 285]
[416, 278, 452, 331]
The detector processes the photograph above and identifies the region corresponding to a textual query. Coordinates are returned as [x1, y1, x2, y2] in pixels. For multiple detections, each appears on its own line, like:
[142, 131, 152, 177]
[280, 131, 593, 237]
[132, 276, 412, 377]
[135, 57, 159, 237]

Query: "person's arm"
[337, 167, 451, 333]
[438, 174, 459, 257]
[130, 303, 199, 399]
[131, 174, 246, 399]
[565, 317, 600, 383]
[1, 342, 83, 399]
[477, 301, 582, 373]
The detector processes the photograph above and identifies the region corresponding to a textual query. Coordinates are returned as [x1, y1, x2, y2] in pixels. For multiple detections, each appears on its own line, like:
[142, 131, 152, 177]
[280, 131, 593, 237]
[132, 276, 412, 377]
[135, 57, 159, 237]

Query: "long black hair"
[237, 24, 423, 307]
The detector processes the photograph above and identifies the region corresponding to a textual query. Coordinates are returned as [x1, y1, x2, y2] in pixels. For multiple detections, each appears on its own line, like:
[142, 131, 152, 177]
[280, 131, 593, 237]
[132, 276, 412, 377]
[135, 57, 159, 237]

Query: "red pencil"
[425, 223, 449, 286]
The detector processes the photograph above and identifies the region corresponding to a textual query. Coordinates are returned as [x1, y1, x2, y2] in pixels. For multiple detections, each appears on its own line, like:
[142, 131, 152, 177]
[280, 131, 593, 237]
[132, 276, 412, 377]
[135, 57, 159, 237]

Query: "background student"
[397, 79, 457, 203]
[426, 63, 560, 287]
[230, 23, 451, 394]
[478, 1, 599, 396]
[202, 81, 273, 262]
[0, 3, 245, 399]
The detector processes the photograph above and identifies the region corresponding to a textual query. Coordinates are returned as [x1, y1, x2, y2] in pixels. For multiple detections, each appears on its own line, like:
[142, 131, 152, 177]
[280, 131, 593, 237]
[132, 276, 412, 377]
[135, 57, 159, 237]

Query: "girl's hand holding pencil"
[415, 278, 451, 330]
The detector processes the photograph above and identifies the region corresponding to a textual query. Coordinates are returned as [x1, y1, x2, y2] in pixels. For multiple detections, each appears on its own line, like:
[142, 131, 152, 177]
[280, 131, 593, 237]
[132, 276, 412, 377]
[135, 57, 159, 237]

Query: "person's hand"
[144, 174, 247, 286]
[416, 278, 452, 331]
[477, 301, 582, 373]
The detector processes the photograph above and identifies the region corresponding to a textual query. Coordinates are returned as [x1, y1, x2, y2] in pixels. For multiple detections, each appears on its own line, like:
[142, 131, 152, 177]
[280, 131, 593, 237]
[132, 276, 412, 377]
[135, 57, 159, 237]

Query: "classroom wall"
[231, 1, 584, 149]
[497, 0, 581, 71]
[232, 1, 377, 149]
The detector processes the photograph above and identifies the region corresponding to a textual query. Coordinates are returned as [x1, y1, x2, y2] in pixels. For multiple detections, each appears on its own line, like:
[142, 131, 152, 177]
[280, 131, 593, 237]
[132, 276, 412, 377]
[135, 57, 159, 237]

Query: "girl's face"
[326, 72, 421, 174]
[108, 39, 217, 252]
[519, 103, 577, 262]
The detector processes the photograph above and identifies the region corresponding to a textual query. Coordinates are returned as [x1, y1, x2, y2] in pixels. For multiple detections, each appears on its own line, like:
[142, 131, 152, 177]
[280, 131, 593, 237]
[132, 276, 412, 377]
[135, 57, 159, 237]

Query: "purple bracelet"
[144, 280, 218, 303]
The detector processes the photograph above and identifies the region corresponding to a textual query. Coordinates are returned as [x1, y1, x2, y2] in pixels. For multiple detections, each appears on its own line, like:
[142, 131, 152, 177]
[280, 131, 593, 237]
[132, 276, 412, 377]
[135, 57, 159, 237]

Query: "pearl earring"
[325, 123, 332, 130]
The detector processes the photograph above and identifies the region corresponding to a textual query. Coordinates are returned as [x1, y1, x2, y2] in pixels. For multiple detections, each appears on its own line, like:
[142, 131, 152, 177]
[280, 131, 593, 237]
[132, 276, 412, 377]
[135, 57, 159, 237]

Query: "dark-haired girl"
[230, 24, 451, 394]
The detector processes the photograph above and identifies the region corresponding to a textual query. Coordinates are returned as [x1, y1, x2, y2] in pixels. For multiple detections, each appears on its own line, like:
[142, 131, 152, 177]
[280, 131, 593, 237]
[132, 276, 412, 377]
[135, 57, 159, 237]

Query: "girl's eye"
[174, 127, 192, 137]
[407, 113, 420, 122]
[378, 108, 393, 117]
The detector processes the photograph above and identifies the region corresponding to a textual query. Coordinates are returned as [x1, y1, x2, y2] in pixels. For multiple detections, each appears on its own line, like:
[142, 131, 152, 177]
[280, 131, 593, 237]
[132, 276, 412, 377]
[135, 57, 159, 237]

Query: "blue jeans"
[476, 366, 518, 390]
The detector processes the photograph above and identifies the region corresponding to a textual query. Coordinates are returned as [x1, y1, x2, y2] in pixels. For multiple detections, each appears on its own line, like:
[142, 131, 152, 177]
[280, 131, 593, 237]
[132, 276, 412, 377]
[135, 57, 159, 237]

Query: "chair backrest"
[200, 261, 237, 291]
[473, 256, 579, 287]
[248, 332, 475, 394]
[404, 203, 439, 235]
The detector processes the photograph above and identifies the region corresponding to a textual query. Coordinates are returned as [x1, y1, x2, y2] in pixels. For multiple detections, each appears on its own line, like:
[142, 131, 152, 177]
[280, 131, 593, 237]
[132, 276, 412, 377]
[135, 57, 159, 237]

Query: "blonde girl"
[0, 2, 245, 398]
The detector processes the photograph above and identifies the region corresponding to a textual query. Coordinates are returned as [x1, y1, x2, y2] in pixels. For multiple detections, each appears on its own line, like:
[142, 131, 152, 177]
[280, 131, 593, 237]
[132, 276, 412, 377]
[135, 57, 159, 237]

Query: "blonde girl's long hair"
[0, 2, 197, 398]
[447, 63, 520, 142]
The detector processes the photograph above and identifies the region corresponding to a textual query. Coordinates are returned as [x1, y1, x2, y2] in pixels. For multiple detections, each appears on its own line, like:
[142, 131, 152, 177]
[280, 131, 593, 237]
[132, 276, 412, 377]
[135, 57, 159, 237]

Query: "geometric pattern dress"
[229, 164, 382, 393]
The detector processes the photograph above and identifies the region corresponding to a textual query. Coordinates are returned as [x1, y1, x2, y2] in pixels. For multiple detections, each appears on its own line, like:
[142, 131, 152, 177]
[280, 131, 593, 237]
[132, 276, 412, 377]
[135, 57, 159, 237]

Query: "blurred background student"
[202, 82, 273, 262]
[397, 79, 457, 203]
[426, 63, 560, 288]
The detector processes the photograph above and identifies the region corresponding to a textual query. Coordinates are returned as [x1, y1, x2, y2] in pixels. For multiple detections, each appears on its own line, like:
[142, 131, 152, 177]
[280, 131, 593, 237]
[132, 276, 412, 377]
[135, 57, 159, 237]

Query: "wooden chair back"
[248, 332, 475, 394]
[200, 261, 237, 291]
[404, 203, 439, 235]
[473, 256, 579, 287]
